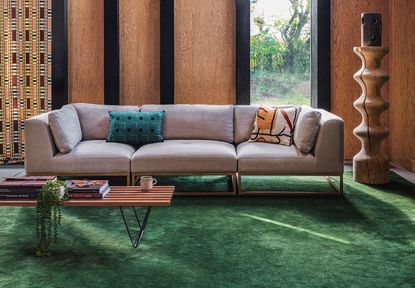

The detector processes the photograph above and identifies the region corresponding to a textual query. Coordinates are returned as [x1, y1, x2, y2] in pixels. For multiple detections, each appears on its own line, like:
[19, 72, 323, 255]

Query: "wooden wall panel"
[388, 0, 415, 172]
[174, 0, 236, 104]
[330, 0, 390, 160]
[120, 0, 160, 105]
[68, 0, 104, 104]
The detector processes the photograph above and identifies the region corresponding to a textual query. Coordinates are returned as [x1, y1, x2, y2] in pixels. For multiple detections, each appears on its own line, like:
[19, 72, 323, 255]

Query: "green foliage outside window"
[250, 0, 311, 106]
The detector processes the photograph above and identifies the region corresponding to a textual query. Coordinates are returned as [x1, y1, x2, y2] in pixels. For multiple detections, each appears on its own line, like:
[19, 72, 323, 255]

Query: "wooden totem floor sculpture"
[353, 46, 390, 184]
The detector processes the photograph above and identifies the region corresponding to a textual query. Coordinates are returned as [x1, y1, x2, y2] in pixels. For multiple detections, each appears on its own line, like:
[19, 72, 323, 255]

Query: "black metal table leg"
[119, 206, 152, 248]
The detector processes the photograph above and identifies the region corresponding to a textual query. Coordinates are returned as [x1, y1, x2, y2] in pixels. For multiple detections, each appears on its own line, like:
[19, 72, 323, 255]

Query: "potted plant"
[35, 180, 68, 257]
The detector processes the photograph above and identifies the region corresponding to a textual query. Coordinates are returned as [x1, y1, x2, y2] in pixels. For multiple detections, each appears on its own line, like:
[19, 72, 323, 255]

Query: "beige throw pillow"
[250, 106, 301, 146]
[293, 108, 322, 154]
[48, 105, 82, 154]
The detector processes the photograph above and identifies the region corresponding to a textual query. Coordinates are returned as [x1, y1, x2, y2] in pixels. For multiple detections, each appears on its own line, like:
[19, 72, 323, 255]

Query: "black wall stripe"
[236, 0, 250, 105]
[311, 0, 331, 110]
[160, 0, 174, 104]
[52, 0, 68, 110]
[104, 0, 120, 105]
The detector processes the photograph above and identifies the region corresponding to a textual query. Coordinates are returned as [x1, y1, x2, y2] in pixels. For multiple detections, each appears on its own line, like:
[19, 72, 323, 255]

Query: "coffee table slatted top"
[0, 186, 175, 207]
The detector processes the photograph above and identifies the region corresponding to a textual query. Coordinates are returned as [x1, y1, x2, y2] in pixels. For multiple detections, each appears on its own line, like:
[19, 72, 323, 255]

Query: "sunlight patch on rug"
[240, 213, 352, 245]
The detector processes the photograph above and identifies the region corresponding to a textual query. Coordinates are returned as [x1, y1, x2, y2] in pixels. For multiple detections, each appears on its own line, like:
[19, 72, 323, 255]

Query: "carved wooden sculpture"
[353, 46, 390, 184]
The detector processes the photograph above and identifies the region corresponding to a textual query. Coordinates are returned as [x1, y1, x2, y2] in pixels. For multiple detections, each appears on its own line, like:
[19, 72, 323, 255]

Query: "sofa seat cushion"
[237, 142, 316, 174]
[131, 140, 237, 173]
[50, 140, 136, 174]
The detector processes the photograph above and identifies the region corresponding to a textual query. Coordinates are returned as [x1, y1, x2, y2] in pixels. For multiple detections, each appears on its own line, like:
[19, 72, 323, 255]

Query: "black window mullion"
[104, 0, 120, 105]
[160, 0, 174, 104]
[52, 0, 68, 109]
[311, 0, 331, 110]
[236, 0, 250, 105]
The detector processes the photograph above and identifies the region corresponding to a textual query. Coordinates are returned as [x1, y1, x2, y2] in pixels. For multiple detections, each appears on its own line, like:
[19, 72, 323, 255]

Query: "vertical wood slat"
[68, 0, 104, 104]
[174, 0, 236, 104]
[388, 0, 415, 172]
[120, 0, 160, 105]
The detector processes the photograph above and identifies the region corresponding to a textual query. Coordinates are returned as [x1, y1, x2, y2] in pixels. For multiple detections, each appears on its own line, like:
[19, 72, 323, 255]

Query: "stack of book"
[0, 176, 57, 199]
[65, 180, 110, 199]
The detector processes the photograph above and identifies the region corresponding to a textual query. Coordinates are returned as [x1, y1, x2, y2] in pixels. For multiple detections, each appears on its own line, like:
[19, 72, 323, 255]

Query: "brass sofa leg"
[325, 175, 344, 196]
[133, 175, 141, 186]
[231, 174, 237, 196]
[339, 175, 344, 195]
[237, 174, 242, 195]
[127, 174, 131, 186]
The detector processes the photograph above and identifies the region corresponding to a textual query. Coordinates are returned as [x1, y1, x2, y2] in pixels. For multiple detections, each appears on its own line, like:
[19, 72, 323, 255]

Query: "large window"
[250, 0, 311, 106]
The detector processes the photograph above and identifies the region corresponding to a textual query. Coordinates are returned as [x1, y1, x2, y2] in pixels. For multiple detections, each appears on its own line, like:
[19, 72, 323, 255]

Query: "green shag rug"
[0, 172, 414, 288]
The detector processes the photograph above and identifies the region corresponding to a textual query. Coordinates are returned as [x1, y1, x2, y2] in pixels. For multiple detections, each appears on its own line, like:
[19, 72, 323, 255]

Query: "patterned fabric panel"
[250, 106, 301, 146]
[107, 111, 165, 146]
[0, 0, 52, 164]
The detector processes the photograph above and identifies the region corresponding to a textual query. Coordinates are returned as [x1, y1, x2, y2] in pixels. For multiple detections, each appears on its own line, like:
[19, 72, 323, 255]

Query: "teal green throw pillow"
[107, 111, 164, 146]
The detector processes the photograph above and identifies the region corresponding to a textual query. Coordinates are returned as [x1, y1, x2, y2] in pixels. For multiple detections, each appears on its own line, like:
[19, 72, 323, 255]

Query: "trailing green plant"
[35, 180, 68, 257]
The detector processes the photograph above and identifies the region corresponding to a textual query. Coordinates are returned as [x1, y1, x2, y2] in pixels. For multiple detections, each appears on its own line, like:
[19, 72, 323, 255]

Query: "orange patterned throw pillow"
[250, 106, 301, 145]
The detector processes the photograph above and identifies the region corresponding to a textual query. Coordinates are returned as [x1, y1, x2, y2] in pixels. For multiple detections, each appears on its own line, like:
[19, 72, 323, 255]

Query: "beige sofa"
[25, 103, 344, 195]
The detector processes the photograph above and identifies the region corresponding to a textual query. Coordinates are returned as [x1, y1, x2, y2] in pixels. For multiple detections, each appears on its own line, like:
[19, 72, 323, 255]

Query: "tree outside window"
[250, 0, 311, 106]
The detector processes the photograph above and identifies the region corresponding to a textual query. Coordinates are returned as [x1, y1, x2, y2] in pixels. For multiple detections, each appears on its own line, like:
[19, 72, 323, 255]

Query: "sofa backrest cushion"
[141, 104, 234, 143]
[234, 106, 258, 144]
[234, 105, 294, 144]
[293, 106, 322, 154]
[48, 105, 82, 153]
[72, 103, 140, 140]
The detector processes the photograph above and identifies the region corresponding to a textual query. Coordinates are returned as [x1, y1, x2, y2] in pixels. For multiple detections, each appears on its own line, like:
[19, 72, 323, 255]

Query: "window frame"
[236, 0, 331, 110]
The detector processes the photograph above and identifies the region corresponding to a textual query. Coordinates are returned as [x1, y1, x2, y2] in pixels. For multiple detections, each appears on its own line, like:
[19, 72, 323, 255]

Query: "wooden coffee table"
[0, 186, 175, 248]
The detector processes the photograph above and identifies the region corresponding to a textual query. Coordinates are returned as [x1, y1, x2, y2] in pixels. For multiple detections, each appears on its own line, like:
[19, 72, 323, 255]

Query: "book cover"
[0, 176, 56, 188]
[0, 188, 41, 194]
[68, 187, 110, 199]
[65, 180, 109, 193]
[4, 176, 56, 181]
[0, 193, 38, 199]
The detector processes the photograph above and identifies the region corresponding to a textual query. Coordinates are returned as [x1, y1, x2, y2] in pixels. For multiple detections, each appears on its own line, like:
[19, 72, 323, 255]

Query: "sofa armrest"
[25, 112, 56, 175]
[313, 110, 344, 175]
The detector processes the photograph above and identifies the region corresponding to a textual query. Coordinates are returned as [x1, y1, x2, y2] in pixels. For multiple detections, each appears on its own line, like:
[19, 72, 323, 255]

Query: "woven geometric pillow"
[250, 106, 301, 146]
